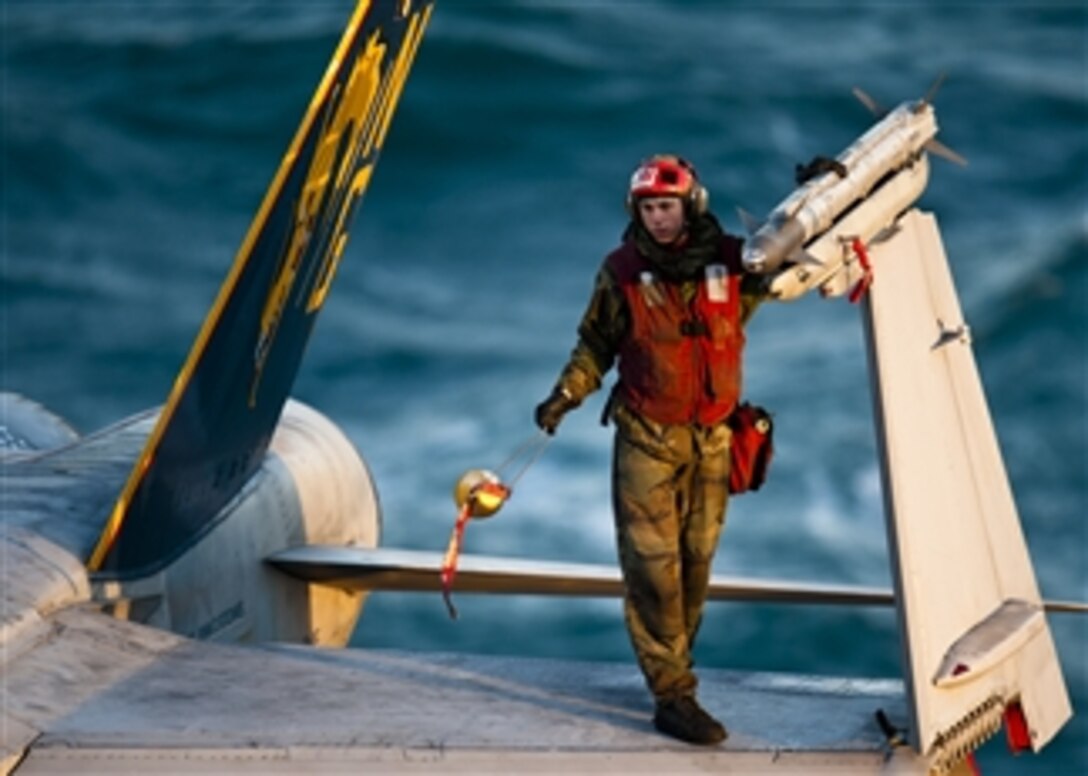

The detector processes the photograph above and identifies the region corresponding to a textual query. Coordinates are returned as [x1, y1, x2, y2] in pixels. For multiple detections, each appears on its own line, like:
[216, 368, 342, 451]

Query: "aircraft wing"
[6, 615, 919, 774]
[861, 209, 1072, 770]
[0, 411, 156, 561]
[4, 527, 920, 774]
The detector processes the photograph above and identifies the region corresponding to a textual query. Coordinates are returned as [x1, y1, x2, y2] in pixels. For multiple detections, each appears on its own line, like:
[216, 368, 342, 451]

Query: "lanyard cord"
[494, 431, 552, 491]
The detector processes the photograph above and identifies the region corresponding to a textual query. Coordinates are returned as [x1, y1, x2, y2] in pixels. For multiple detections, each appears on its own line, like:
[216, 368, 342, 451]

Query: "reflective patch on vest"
[639, 271, 666, 308]
[705, 264, 728, 303]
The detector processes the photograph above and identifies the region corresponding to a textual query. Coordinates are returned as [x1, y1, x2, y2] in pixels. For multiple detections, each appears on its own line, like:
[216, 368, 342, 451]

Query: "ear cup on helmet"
[673, 155, 708, 217]
[689, 181, 709, 216]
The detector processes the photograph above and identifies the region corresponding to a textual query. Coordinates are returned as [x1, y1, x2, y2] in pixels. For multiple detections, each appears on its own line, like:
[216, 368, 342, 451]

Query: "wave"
[1, 1, 354, 49]
[972, 223, 1088, 347]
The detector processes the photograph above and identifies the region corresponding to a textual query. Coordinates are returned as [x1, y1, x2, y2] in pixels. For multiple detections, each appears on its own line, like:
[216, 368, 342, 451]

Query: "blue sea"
[2, 1, 1085, 772]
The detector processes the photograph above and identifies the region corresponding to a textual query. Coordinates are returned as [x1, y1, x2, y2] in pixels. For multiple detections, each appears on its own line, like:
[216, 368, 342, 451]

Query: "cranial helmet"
[626, 154, 709, 217]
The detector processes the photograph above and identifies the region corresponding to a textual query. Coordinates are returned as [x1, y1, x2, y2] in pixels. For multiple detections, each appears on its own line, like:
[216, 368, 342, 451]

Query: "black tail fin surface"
[89, 0, 433, 576]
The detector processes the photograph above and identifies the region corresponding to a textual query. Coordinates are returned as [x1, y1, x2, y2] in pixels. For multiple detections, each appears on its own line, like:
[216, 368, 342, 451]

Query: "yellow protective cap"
[453, 469, 509, 518]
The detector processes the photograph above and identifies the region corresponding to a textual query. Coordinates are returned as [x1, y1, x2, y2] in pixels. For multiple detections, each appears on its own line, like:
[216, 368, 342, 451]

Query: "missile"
[740, 89, 964, 300]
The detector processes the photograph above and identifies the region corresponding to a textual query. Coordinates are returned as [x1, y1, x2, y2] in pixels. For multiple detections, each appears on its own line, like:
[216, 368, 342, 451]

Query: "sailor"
[534, 155, 765, 745]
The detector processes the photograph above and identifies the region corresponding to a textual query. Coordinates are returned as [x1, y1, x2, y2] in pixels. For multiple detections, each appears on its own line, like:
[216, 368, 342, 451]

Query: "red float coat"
[607, 237, 745, 426]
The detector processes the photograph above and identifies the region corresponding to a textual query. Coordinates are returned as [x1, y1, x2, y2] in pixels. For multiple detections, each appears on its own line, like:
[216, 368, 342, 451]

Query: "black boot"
[653, 695, 728, 745]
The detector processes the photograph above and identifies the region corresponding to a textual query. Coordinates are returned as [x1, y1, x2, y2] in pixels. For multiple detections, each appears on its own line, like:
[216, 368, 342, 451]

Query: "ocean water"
[2, 1, 1085, 772]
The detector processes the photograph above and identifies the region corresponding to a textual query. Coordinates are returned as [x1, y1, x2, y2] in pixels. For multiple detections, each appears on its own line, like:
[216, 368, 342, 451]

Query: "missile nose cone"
[742, 246, 769, 274]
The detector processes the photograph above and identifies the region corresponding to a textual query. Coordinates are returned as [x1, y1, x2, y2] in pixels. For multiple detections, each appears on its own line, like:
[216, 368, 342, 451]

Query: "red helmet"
[626, 155, 708, 215]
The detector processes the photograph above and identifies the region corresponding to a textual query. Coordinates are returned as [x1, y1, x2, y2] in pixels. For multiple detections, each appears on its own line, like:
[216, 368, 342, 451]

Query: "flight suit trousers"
[611, 404, 732, 701]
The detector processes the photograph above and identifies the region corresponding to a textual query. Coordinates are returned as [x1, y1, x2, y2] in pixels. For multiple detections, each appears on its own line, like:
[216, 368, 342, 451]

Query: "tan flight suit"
[611, 402, 732, 699]
[552, 222, 763, 701]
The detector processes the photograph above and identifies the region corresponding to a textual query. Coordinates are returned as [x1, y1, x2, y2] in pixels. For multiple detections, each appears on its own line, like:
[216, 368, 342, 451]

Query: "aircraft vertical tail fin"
[862, 210, 1071, 772]
[88, 0, 433, 577]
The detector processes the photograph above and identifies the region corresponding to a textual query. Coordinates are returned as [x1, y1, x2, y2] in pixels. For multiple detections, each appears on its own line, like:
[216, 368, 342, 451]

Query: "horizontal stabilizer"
[268, 546, 893, 605]
[267, 546, 1087, 612]
[932, 599, 1044, 688]
[269, 544, 1088, 618]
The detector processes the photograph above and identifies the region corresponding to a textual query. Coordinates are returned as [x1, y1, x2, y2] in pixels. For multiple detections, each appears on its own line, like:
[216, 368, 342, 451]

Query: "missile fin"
[924, 138, 968, 167]
[852, 86, 886, 118]
[923, 72, 948, 106]
[736, 206, 763, 236]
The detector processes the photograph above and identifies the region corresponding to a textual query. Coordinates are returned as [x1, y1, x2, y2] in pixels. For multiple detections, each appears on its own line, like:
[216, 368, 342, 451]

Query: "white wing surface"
[861, 209, 1071, 771]
[3, 526, 920, 774]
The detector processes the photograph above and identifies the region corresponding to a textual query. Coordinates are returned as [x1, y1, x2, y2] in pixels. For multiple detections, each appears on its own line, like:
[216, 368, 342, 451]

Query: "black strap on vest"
[680, 319, 709, 337]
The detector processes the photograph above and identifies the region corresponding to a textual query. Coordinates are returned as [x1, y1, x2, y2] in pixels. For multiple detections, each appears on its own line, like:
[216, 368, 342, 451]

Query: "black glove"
[534, 387, 579, 435]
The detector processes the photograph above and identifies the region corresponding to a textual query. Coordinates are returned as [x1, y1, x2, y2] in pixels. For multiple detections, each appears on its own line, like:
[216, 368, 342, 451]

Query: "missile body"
[742, 100, 943, 297]
[771, 154, 931, 300]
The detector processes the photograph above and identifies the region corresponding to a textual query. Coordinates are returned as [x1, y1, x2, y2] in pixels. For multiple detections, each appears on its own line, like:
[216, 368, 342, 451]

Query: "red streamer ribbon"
[848, 237, 874, 303]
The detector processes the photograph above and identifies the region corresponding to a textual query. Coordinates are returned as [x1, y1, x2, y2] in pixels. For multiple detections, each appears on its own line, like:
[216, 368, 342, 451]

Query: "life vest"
[608, 236, 745, 426]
